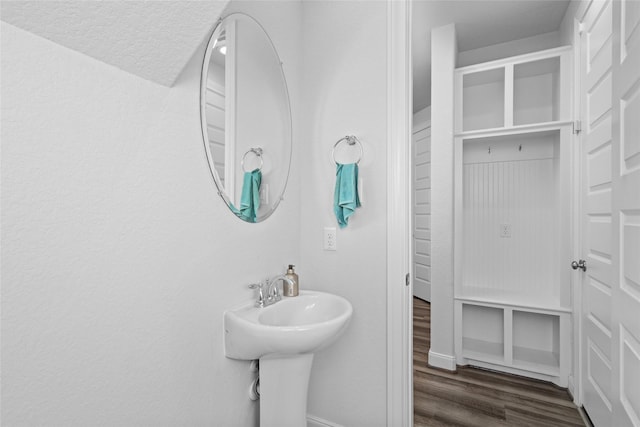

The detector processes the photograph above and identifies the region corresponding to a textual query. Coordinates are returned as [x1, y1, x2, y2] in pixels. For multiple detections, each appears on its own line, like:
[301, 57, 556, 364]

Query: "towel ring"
[241, 147, 264, 172]
[332, 135, 363, 165]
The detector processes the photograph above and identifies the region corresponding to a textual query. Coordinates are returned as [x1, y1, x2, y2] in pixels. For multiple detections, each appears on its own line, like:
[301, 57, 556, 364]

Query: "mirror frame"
[199, 12, 293, 223]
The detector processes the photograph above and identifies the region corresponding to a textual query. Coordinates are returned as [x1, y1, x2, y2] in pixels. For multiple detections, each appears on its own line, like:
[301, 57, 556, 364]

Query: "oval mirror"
[200, 13, 292, 223]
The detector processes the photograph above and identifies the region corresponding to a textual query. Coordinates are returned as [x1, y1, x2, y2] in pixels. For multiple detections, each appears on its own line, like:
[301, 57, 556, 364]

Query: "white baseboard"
[428, 350, 456, 371]
[307, 414, 344, 427]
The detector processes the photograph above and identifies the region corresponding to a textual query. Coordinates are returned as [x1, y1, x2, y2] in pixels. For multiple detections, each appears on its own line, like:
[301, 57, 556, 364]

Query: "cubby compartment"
[456, 301, 568, 384]
[461, 303, 504, 362]
[512, 310, 560, 374]
[513, 57, 561, 125]
[456, 47, 570, 134]
[462, 68, 505, 131]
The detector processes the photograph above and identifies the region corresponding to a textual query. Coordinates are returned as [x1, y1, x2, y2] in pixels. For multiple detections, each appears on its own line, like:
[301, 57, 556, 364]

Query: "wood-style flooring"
[413, 297, 585, 427]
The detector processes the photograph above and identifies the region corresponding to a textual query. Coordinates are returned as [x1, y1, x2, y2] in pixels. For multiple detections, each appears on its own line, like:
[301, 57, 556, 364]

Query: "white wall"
[1, 1, 396, 425]
[0, 1, 302, 424]
[429, 23, 458, 371]
[559, 0, 583, 46]
[298, 2, 389, 425]
[457, 31, 563, 67]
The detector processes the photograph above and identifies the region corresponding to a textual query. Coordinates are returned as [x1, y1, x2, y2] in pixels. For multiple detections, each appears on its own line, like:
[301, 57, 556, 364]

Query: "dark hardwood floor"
[413, 297, 585, 427]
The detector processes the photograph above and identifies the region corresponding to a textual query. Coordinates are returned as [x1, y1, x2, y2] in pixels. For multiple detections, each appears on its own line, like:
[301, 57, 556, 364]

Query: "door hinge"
[573, 120, 582, 134]
[405, 273, 410, 286]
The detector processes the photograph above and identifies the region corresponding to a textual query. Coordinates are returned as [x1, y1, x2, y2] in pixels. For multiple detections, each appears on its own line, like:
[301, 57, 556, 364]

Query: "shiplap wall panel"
[210, 143, 225, 164]
[413, 123, 431, 300]
[205, 79, 226, 185]
[461, 156, 559, 306]
[205, 105, 225, 131]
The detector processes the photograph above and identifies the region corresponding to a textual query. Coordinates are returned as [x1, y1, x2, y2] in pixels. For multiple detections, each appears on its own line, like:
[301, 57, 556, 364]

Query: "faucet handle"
[248, 283, 266, 307]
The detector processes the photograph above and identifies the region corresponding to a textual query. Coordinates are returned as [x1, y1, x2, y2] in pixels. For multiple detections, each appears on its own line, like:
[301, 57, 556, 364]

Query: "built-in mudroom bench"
[452, 46, 573, 387]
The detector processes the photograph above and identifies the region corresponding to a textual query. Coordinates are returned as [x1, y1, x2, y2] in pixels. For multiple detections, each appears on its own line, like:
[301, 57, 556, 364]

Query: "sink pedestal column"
[259, 353, 314, 427]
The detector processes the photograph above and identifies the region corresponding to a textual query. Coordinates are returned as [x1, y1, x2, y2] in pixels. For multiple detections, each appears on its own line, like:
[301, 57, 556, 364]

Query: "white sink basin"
[224, 290, 353, 360]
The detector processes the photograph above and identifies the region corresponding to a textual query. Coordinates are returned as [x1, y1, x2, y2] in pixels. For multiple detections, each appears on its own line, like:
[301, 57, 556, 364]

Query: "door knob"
[571, 259, 587, 272]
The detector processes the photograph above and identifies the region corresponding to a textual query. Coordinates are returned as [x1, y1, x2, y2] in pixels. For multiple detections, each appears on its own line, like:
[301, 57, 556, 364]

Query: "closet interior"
[452, 46, 573, 386]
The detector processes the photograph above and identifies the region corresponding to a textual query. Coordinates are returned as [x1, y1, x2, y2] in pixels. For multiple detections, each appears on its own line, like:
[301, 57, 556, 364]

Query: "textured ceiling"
[412, 0, 571, 112]
[0, 0, 229, 87]
[1, 0, 569, 107]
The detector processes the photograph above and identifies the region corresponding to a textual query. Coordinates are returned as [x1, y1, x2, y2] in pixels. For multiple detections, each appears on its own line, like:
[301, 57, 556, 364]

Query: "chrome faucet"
[249, 275, 295, 308]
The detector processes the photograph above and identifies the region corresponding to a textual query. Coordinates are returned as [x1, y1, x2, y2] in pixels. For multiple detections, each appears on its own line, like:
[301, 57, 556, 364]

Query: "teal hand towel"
[334, 163, 361, 228]
[237, 169, 262, 223]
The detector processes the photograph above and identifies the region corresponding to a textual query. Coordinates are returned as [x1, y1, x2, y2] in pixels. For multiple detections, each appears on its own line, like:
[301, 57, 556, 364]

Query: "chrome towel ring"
[242, 147, 264, 172]
[332, 135, 363, 165]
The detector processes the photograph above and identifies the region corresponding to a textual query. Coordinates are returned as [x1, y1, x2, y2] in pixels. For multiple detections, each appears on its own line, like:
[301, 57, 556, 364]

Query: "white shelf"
[455, 294, 570, 314]
[513, 346, 560, 374]
[456, 46, 571, 74]
[455, 120, 572, 139]
[462, 337, 504, 364]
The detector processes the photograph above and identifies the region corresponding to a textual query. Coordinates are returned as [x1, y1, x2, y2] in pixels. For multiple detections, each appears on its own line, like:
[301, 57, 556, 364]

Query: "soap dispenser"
[284, 264, 299, 297]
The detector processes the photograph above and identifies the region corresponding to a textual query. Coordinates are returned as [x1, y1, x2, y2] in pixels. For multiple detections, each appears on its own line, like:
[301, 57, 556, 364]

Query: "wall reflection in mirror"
[200, 13, 292, 223]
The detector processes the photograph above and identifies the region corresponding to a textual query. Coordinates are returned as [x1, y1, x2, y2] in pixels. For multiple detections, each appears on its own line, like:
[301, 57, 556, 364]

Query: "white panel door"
[579, 1, 640, 425]
[612, 0, 640, 425]
[413, 123, 431, 301]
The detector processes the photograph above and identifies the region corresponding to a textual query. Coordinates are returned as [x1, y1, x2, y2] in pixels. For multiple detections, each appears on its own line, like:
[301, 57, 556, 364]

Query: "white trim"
[571, 5, 587, 408]
[412, 117, 430, 302]
[427, 350, 457, 371]
[224, 19, 237, 201]
[454, 296, 573, 314]
[459, 359, 566, 387]
[573, 0, 593, 409]
[387, 1, 412, 426]
[307, 414, 344, 427]
[455, 45, 572, 74]
[568, 374, 576, 401]
[455, 120, 573, 139]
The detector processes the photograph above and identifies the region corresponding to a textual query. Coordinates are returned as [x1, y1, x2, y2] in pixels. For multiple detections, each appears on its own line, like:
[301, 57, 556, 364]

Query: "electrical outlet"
[500, 223, 512, 238]
[324, 227, 337, 251]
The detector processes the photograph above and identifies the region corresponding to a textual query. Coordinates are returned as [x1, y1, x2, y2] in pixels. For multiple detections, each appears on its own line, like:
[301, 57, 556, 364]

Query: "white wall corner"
[427, 350, 457, 371]
[429, 23, 458, 367]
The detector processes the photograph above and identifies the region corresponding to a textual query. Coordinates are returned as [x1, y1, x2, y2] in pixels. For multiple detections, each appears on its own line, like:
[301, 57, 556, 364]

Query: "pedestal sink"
[224, 290, 353, 427]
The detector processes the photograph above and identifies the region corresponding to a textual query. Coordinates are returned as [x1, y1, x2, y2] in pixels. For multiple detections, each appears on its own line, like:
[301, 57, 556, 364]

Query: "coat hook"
[519, 144, 522, 152]
[488, 146, 491, 154]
